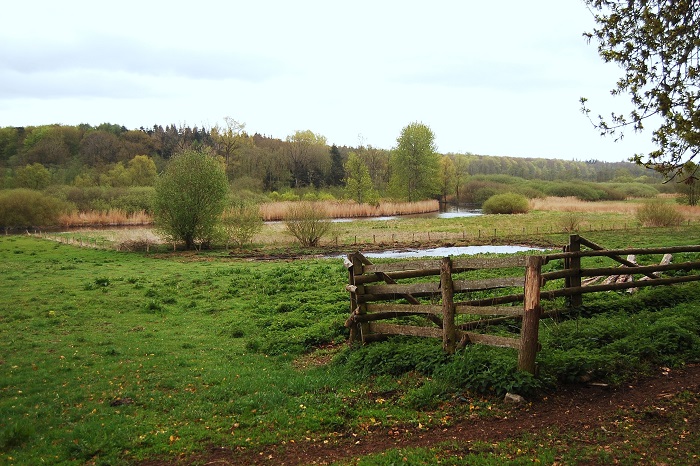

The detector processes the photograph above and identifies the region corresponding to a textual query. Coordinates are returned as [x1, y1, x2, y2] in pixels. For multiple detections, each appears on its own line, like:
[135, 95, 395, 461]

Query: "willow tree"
[389, 122, 440, 201]
[581, 0, 700, 180]
[153, 149, 229, 249]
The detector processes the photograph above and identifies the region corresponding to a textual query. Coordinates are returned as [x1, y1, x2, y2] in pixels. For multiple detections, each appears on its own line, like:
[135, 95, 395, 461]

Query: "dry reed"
[59, 210, 153, 228]
[259, 200, 439, 221]
[673, 205, 700, 221]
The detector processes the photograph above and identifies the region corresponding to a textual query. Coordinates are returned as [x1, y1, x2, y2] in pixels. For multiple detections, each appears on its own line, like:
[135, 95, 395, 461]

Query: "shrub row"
[459, 175, 660, 206]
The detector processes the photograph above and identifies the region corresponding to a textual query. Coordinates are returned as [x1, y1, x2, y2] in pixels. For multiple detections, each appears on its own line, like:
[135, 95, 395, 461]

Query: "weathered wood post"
[568, 234, 582, 308]
[440, 257, 456, 353]
[344, 253, 362, 344]
[518, 255, 543, 374]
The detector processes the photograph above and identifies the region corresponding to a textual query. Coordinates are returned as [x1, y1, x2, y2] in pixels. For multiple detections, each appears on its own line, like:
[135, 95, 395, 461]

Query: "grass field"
[2, 213, 700, 465]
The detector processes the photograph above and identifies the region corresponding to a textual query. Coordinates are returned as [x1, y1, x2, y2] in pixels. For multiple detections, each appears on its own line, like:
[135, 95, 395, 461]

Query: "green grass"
[0, 237, 354, 464]
[1, 223, 700, 464]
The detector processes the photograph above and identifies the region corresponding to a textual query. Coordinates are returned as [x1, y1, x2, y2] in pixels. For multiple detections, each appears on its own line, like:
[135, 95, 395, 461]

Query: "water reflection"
[432, 204, 482, 219]
[358, 245, 542, 259]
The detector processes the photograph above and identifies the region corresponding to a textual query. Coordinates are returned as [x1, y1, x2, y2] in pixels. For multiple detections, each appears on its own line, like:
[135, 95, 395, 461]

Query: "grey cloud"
[0, 32, 282, 82]
[0, 69, 162, 99]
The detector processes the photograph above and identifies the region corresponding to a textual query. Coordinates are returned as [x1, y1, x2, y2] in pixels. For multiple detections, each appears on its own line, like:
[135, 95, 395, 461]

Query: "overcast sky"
[0, 0, 653, 162]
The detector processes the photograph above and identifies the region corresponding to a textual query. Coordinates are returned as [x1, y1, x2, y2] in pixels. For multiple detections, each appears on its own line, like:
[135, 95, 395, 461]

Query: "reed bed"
[59, 210, 153, 228]
[259, 199, 439, 221]
[529, 197, 640, 214]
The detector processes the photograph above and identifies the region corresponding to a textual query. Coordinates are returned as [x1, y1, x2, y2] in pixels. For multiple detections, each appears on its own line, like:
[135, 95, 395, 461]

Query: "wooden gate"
[345, 235, 700, 375]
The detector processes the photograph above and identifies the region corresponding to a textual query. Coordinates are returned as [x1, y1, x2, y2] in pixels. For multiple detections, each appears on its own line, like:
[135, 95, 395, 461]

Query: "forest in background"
[1, 121, 691, 228]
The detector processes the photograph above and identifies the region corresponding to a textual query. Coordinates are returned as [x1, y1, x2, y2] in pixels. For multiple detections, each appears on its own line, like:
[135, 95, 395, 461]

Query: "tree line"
[0, 120, 660, 197]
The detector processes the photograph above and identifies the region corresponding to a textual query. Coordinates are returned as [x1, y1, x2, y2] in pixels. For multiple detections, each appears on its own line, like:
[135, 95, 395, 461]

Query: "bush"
[221, 202, 263, 248]
[111, 187, 155, 214]
[0, 189, 72, 232]
[605, 182, 659, 198]
[636, 199, 684, 227]
[283, 202, 333, 247]
[559, 212, 583, 232]
[544, 182, 604, 201]
[481, 192, 529, 214]
[461, 180, 503, 205]
[153, 149, 229, 249]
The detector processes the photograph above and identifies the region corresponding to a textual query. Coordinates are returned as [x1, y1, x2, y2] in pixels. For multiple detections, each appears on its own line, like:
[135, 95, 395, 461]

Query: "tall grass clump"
[481, 193, 529, 214]
[636, 199, 684, 227]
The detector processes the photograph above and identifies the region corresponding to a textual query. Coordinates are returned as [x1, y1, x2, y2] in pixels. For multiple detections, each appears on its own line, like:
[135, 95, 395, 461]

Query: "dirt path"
[139, 363, 700, 466]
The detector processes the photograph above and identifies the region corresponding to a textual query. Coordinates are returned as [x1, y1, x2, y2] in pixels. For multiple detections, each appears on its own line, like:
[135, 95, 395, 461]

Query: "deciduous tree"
[581, 0, 700, 179]
[344, 152, 377, 204]
[14, 163, 52, 190]
[389, 122, 440, 201]
[438, 156, 457, 204]
[285, 130, 328, 188]
[211, 117, 249, 177]
[127, 155, 157, 186]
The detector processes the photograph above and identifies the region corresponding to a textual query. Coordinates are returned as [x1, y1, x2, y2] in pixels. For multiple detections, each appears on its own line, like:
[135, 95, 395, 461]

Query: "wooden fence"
[344, 235, 700, 374]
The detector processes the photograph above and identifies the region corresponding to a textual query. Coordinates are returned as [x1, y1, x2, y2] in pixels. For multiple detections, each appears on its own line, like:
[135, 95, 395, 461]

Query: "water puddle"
[356, 245, 543, 259]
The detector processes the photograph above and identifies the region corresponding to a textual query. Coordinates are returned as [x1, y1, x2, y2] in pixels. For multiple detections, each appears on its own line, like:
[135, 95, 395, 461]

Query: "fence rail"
[345, 235, 700, 374]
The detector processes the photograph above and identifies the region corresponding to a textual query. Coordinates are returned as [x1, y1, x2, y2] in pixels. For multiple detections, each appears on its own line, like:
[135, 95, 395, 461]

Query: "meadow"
[2, 209, 700, 465]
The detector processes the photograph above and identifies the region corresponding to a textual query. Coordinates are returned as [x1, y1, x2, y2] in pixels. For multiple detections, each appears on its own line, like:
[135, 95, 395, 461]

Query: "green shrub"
[481, 192, 529, 214]
[596, 185, 626, 201]
[461, 180, 502, 205]
[636, 199, 684, 226]
[0, 189, 72, 232]
[221, 202, 263, 248]
[513, 186, 546, 199]
[111, 187, 155, 214]
[605, 182, 659, 198]
[544, 182, 604, 201]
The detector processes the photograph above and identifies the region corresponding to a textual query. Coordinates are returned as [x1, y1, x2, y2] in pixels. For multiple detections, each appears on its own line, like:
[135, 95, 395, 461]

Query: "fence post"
[346, 253, 371, 344]
[440, 257, 456, 353]
[518, 255, 542, 374]
[568, 234, 582, 308]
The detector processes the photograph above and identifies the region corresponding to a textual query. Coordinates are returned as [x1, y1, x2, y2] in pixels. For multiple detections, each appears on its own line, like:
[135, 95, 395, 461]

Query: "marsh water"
[354, 245, 544, 259]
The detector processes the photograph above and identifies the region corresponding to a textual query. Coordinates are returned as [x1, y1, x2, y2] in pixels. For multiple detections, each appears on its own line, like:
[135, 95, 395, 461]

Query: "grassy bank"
[1, 224, 700, 464]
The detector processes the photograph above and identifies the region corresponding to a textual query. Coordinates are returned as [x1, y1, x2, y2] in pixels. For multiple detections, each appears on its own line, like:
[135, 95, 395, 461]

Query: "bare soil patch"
[139, 363, 700, 466]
